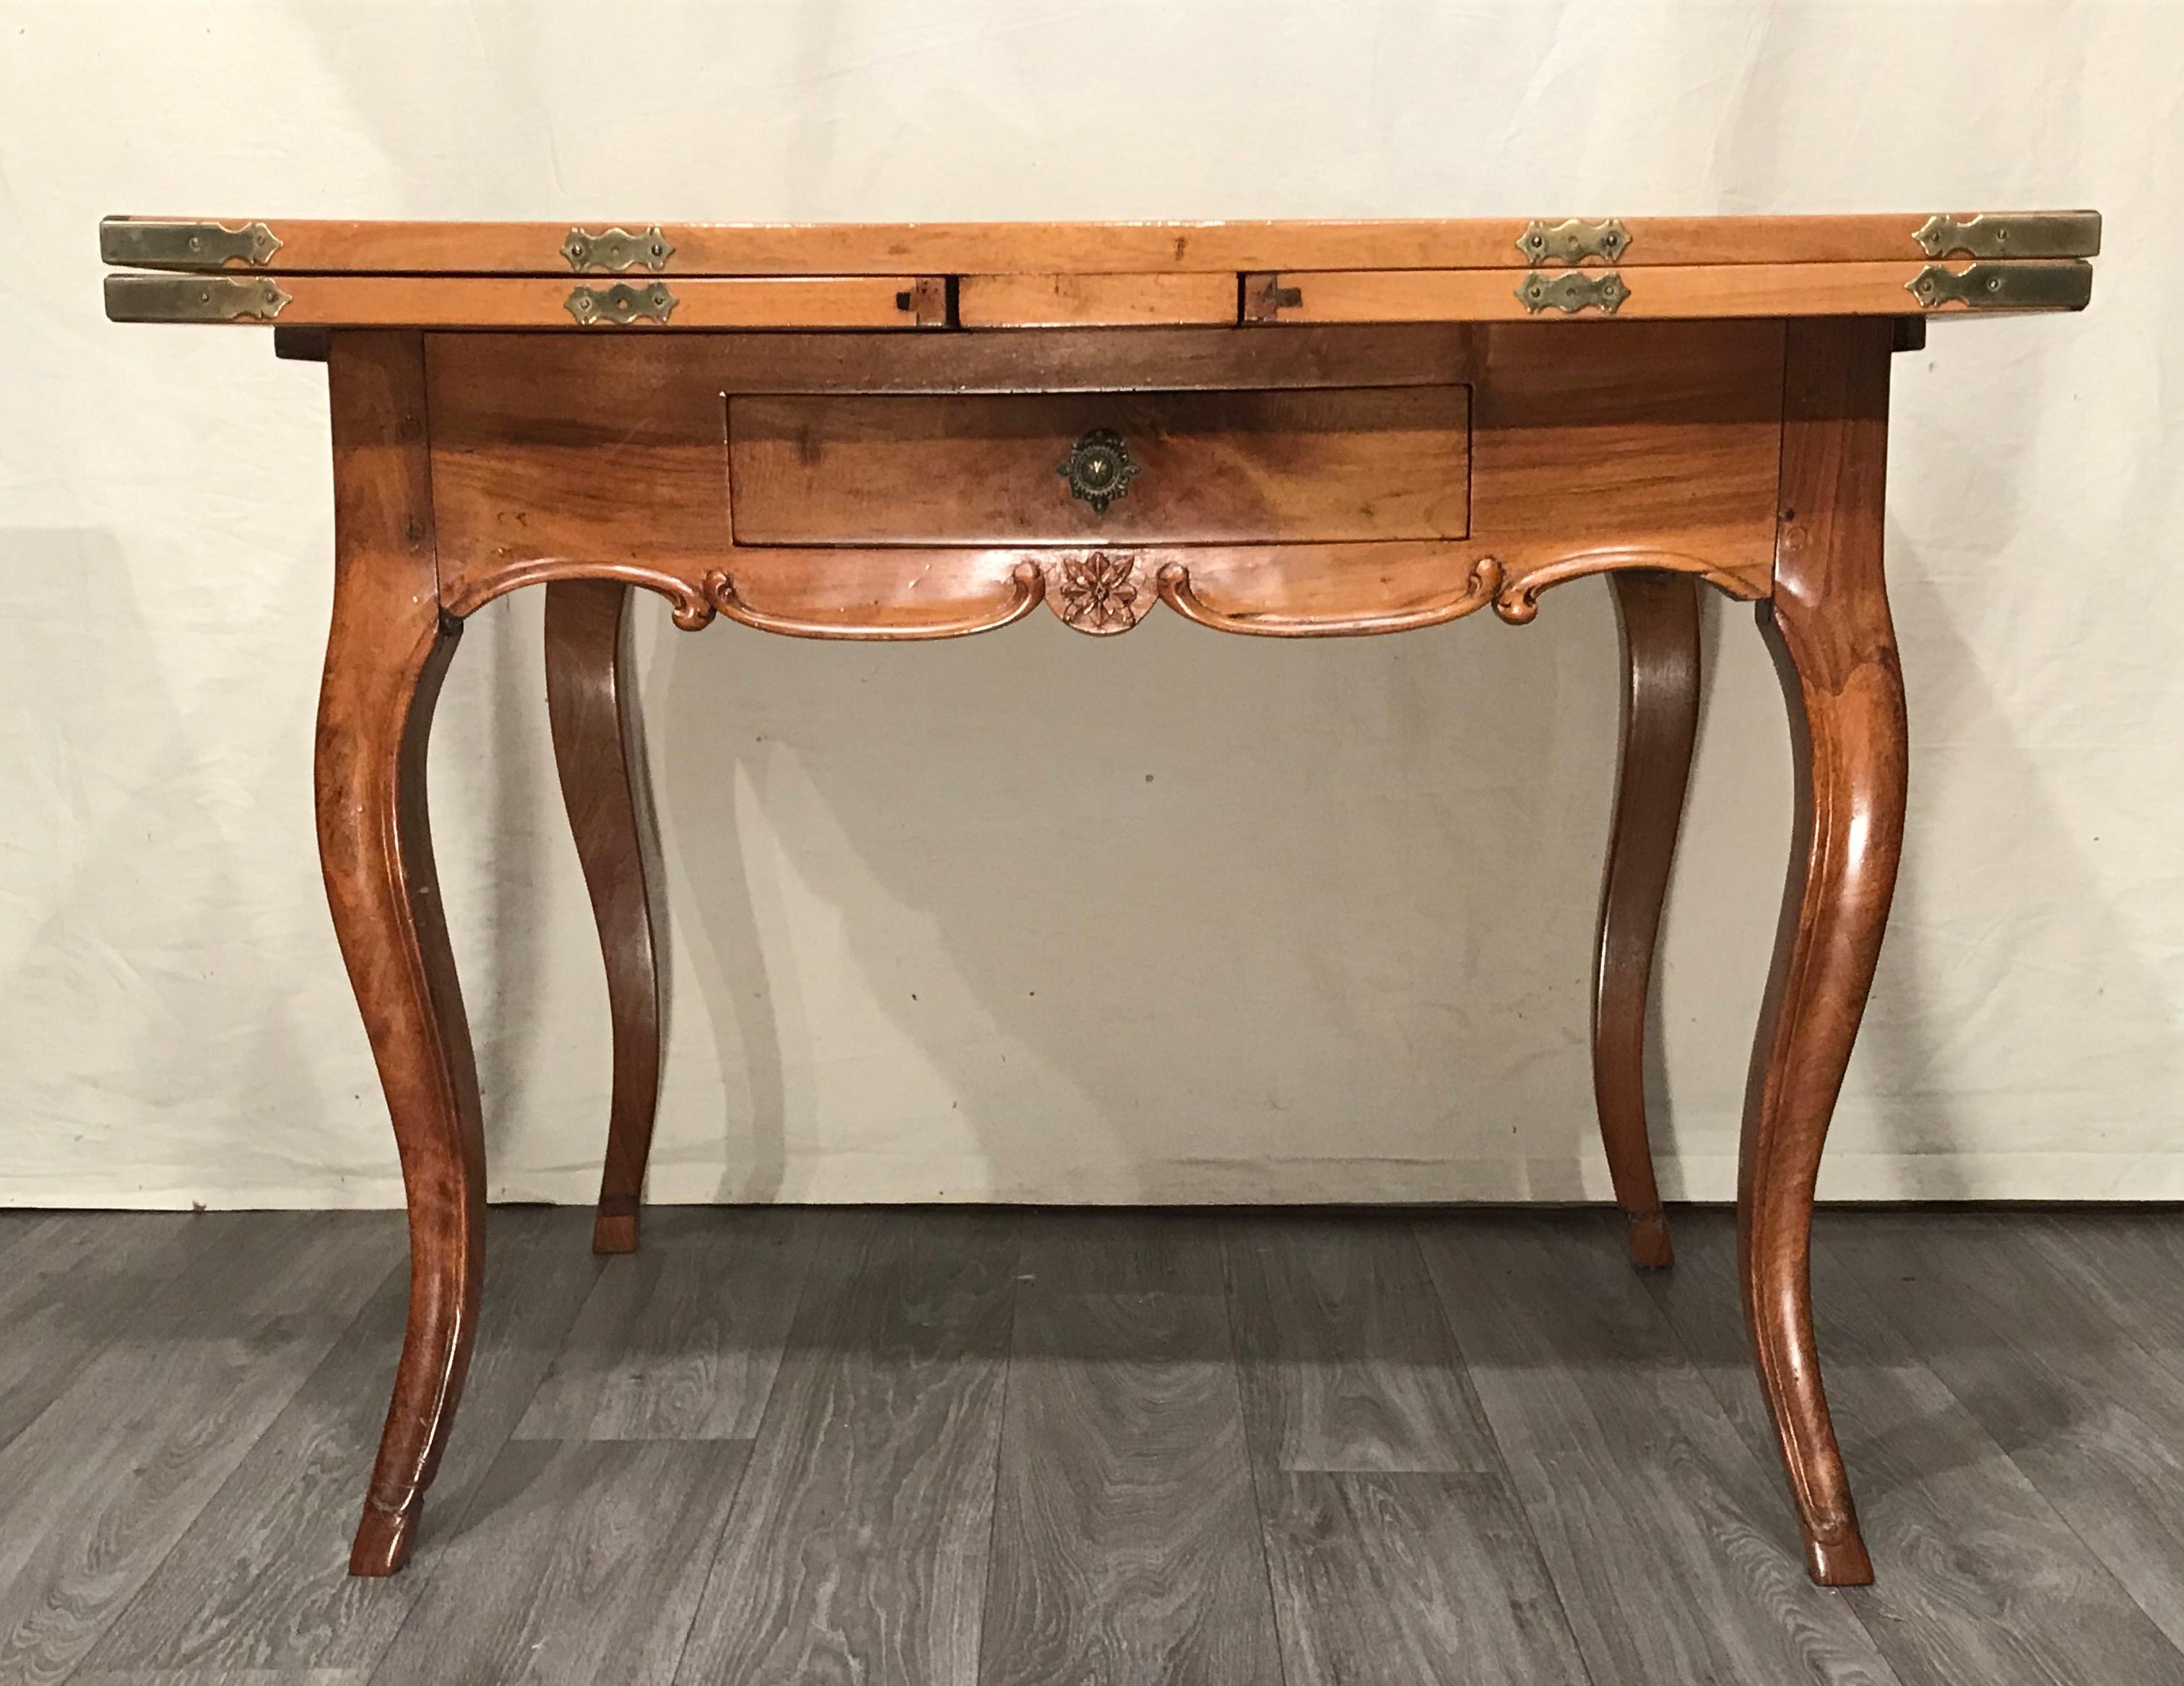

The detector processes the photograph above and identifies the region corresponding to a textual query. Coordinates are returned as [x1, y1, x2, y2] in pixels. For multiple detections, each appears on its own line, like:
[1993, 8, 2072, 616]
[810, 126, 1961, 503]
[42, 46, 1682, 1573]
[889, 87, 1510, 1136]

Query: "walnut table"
[103, 208, 2101, 1588]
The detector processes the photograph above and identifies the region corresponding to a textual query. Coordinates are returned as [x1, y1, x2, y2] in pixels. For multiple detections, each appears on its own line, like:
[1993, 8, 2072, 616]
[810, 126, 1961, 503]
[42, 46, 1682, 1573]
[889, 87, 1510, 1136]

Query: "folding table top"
[100, 210, 2100, 330]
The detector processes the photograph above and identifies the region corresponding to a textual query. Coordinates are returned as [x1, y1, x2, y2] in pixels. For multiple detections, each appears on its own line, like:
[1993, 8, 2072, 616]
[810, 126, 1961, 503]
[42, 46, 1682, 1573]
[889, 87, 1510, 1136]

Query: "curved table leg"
[1743, 318, 1904, 1587]
[1593, 570, 1700, 1269]
[545, 581, 663, 1255]
[317, 332, 486, 1577]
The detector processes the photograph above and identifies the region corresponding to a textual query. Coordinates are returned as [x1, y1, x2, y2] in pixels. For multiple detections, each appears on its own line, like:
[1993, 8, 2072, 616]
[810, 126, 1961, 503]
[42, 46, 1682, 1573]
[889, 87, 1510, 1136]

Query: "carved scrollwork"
[1491, 548, 1741, 624]
[441, 560, 717, 628]
[702, 563, 1046, 640]
[1157, 556, 1505, 637]
[445, 548, 1746, 641]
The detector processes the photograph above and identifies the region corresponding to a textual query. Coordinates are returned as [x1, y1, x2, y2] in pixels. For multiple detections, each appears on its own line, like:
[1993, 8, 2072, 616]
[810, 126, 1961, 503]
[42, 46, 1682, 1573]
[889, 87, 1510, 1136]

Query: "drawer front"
[727, 386, 1470, 546]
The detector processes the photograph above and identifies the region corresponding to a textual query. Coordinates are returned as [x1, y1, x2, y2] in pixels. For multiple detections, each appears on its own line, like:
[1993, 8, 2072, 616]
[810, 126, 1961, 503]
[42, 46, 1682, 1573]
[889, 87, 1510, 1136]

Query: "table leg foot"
[1805, 1522, 1876, 1587]
[1593, 570, 1699, 1273]
[1624, 1209, 1674, 1269]
[592, 1196, 641, 1255]
[350, 1493, 422, 1577]
[547, 579, 664, 1257]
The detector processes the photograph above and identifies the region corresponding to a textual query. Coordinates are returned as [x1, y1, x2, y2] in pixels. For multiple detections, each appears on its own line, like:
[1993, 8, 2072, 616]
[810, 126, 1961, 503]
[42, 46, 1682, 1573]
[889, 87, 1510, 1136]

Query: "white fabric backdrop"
[1, 1, 2178, 1210]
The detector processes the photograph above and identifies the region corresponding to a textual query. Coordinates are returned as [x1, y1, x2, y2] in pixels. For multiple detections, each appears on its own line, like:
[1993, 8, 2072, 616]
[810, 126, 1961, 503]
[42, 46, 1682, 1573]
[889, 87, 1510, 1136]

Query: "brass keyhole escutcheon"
[1058, 428, 1139, 515]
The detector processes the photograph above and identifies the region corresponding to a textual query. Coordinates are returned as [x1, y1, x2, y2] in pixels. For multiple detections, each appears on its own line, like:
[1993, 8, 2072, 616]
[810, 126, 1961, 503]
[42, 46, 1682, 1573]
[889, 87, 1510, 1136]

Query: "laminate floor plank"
[2024, 1211, 2184, 1384]
[72, 1672, 362, 1684]
[1013, 1209, 1230, 1295]
[365, 1440, 748, 1686]
[0, 1214, 391, 1686]
[516, 1207, 820, 1440]
[979, 1288, 1279, 1685]
[1828, 1211, 2184, 1657]
[1259, 1471, 1590, 1686]
[671, 1210, 1021, 1686]
[1416, 1212, 1900, 1686]
[1647, 1209, 2184, 1686]
[0, 1212, 205, 1451]
[14, 1208, 2184, 1682]
[1228, 1213, 1497, 1473]
[81, 1209, 599, 1676]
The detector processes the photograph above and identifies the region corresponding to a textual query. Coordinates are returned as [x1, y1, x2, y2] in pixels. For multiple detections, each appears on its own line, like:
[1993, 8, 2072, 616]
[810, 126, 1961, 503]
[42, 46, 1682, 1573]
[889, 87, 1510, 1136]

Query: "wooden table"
[104, 209, 2099, 1590]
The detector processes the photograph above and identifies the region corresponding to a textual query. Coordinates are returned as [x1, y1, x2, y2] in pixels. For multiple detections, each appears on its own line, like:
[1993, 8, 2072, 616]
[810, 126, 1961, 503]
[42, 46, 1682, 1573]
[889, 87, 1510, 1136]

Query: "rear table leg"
[1592, 570, 1701, 1269]
[545, 580, 663, 1255]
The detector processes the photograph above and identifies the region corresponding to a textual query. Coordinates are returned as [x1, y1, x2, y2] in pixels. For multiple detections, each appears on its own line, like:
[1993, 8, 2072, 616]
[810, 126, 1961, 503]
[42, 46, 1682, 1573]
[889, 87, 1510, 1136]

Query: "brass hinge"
[1516, 271, 1630, 315]
[565, 281, 678, 325]
[561, 225, 675, 272]
[105, 274, 290, 322]
[1516, 217, 1632, 266]
[1905, 261, 2093, 312]
[1912, 211, 2101, 260]
[100, 218, 282, 269]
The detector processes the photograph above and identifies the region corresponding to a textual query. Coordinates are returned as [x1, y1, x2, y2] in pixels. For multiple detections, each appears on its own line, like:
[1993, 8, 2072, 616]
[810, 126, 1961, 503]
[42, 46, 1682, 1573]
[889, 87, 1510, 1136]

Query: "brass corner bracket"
[1905, 261, 2093, 312]
[105, 274, 290, 322]
[100, 219, 283, 270]
[1912, 212, 2101, 261]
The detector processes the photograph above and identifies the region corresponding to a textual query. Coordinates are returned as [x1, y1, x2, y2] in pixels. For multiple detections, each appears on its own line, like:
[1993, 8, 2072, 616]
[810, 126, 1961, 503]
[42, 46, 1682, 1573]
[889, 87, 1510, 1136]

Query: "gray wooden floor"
[3, 1205, 2183, 1685]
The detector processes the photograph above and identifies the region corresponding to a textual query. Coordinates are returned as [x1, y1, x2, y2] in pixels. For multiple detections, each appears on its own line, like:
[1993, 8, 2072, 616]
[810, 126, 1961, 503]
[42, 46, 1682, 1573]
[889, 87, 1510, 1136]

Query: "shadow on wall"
[0, 528, 334, 1197]
[640, 576, 1660, 1206]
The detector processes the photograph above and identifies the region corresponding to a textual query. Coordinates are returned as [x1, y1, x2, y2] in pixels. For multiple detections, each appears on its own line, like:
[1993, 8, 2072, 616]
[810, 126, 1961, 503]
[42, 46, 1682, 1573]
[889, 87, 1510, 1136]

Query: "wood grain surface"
[1417, 1216, 1899, 1684]
[981, 1289, 1280, 1684]
[1652, 1212, 2184, 1686]
[1738, 316, 1907, 1586]
[0, 1216, 389, 1684]
[18, 1209, 2184, 1685]
[314, 331, 485, 1580]
[100, 209, 2101, 274]
[1260, 1472, 1592, 1686]
[1252, 260, 2092, 322]
[544, 580, 664, 1255]
[368, 1440, 749, 1685]
[1226, 1215, 1496, 1473]
[958, 271, 1240, 327]
[84, 1213, 597, 1674]
[1833, 1213, 2184, 1661]
[727, 386, 1471, 545]
[515, 1209, 818, 1441]
[1592, 571, 1702, 1268]
[670, 1211, 1020, 1685]
[108, 273, 937, 329]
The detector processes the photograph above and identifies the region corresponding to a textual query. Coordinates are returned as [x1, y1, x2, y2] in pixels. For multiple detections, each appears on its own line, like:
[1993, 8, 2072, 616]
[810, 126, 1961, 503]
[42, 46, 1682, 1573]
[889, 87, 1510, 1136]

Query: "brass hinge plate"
[1905, 261, 2092, 312]
[562, 225, 675, 272]
[1913, 211, 2101, 260]
[100, 218, 282, 269]
[565, 281, 678, 325]
[1517, 217, 1632, 266]
[105, 274, 290, 322]
[1516, 270, 1631, 315]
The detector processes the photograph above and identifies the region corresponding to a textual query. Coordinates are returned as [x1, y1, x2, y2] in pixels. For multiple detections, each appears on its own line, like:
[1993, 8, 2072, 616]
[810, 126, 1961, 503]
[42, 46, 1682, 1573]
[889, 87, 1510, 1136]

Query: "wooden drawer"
[725, 386, 1470, 546]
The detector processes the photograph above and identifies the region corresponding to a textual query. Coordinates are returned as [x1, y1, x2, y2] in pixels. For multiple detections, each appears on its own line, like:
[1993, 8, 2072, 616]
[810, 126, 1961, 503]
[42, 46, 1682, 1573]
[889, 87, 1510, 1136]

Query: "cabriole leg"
[1592, 570, 1700, 1268]
[545, 579, 664, 1255]
[316, 331, 485, 1577]
[1743, 318, 1904, 1587]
